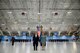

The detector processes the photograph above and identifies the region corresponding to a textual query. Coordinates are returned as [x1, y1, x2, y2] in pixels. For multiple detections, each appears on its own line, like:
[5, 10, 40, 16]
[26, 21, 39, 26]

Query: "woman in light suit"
[40, 32, 46, 50]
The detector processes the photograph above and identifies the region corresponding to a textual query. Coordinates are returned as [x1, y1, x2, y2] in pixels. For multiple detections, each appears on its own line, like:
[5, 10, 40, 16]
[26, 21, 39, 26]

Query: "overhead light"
[7, 12, 12, 14]
[67, 12, 71, 14]
[74, 24, 78, 26]
[37, 13, 42, 14]
[52, 12, 58, 15]
[1, 24, 5, 25]
[24, 12, 27, 13]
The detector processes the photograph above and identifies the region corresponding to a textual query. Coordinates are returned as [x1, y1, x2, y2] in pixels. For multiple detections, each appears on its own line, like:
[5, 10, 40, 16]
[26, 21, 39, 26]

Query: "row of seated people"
[0, 34, 79, 42]
[0, 31, 80, 42]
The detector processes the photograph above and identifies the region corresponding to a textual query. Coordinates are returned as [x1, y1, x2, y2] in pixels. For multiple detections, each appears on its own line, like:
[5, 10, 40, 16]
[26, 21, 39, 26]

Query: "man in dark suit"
[33, 32, 39, 51]
[12, 37, 15, 46]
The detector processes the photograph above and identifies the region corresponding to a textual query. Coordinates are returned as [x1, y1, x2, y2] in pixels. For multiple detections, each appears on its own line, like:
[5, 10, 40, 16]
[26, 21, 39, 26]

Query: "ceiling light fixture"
[7, 12, 12, 14]
[52, 12, 58, 15]
[74, 24, 78, 26]
[22, 12, 25, 15]
[67, 12, 71, 14]
[1, 24, 5, 25]
[24, 12, 27, 13]
[55, 12, 58, 15]
[37, 13, 42, 15]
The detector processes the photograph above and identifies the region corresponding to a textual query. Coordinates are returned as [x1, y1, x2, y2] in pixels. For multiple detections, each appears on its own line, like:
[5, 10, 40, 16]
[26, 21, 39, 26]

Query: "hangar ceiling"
[0, 0, 80, 31]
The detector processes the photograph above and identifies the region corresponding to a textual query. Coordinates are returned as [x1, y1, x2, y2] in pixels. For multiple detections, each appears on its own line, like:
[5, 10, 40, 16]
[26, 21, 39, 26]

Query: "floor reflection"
[0, 42, 80, 53]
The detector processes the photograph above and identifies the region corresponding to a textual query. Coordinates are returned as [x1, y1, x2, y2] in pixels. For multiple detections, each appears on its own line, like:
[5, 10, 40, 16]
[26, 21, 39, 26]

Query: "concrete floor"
[0, 41, 80, 53]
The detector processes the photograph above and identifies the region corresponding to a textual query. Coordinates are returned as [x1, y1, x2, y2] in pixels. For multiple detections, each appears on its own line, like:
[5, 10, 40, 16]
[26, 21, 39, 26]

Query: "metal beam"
[0, 8, 80, 10]
[39, 0, 41, 13]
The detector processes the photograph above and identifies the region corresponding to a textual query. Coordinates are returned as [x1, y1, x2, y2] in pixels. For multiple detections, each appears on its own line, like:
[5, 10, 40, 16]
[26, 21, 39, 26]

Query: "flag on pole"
[37, 26, 40, 37]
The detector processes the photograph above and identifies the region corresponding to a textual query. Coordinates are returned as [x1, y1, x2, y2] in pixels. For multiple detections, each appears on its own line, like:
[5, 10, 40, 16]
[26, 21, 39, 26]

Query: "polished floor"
[0, 41, 80, 53]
